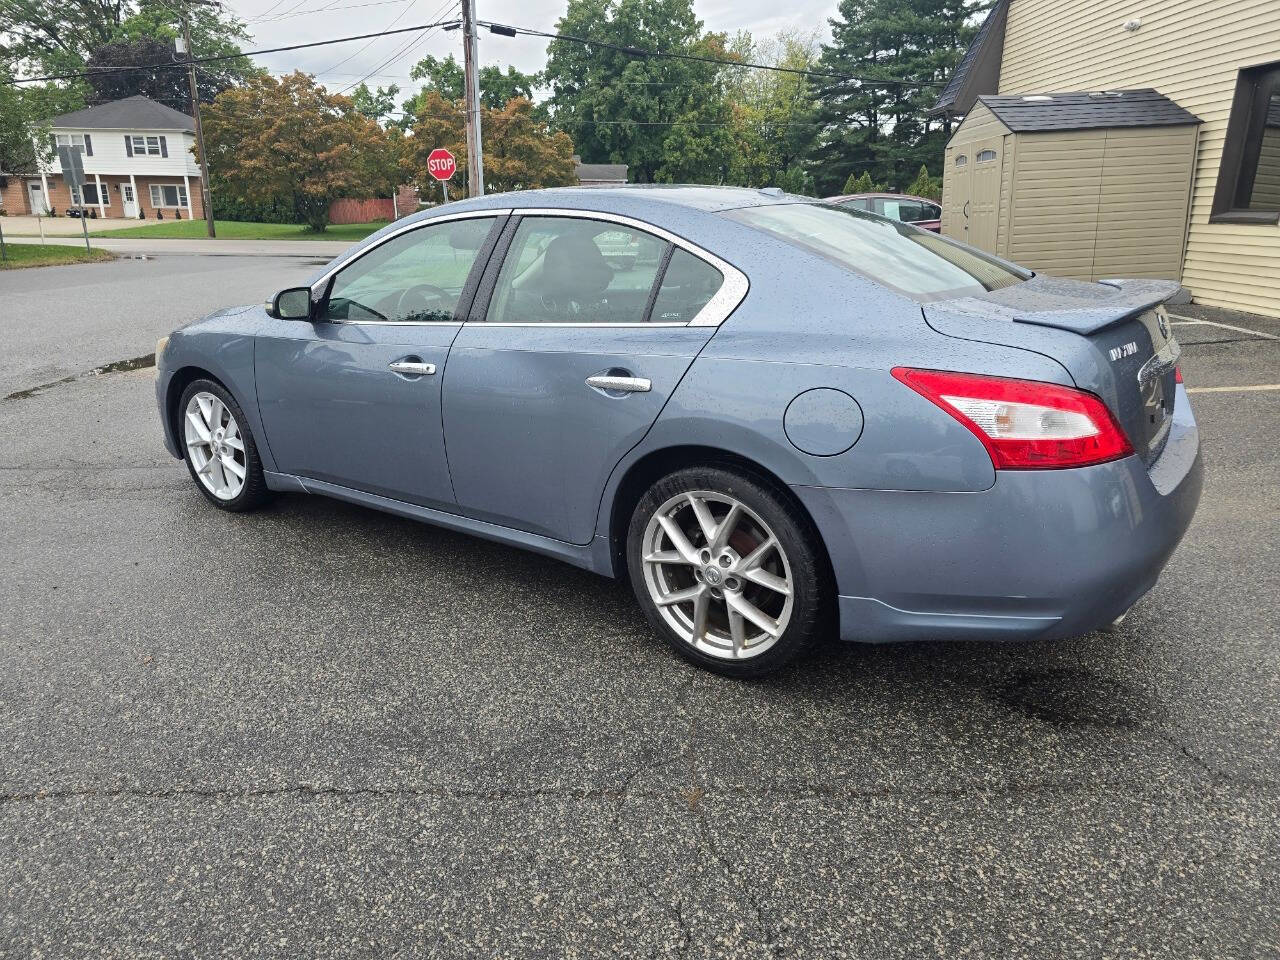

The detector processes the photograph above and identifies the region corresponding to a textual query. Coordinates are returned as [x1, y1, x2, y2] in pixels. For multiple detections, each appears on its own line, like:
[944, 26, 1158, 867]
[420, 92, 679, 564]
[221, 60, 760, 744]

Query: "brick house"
[0, 95, 203, 220]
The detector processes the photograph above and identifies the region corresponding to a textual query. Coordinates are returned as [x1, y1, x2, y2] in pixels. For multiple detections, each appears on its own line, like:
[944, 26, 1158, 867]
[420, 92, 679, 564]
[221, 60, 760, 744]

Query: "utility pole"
[459, 0, 485, 197]
[180, 8, 217, 237]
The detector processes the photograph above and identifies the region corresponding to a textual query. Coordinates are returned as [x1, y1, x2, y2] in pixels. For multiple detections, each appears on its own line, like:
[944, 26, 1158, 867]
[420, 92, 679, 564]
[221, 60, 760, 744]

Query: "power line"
[306, 0, 432, 77]
[1, 19, 461, 85]
[250, 0, 413, 23]
[479, 21, 947, 89]
[335, 0, 458, 94]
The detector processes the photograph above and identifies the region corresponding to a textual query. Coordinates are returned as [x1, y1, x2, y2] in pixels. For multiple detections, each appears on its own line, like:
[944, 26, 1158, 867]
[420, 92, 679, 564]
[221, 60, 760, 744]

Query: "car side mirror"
[272, 287, 313, 321]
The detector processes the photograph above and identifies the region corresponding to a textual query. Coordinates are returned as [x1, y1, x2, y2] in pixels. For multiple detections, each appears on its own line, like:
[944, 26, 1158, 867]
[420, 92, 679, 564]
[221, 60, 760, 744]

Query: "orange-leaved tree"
[200, 71, 399, 231]
[403, 93, 577, 195]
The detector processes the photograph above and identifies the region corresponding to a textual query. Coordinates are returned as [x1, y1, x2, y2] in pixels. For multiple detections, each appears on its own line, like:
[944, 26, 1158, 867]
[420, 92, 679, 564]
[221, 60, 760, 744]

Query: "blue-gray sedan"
[154, 186, 1202, 677]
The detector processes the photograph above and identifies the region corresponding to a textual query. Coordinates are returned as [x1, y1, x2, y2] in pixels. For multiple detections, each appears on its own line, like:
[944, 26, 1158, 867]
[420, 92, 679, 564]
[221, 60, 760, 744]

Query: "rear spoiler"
[930, 277, 1180, 336]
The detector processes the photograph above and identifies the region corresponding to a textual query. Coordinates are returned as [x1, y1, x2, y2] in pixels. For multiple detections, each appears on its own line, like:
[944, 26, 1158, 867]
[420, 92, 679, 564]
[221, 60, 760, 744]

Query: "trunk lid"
[924, 275, 1182, 465]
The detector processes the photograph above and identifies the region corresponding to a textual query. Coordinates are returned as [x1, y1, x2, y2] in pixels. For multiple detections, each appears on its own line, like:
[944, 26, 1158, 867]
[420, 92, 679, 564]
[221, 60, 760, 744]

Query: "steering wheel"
[394, 283, 451, 320]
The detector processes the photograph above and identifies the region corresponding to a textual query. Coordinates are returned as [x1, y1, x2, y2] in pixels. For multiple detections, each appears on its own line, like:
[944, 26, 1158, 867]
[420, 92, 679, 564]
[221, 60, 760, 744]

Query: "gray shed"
[941, 89, 1201, 282]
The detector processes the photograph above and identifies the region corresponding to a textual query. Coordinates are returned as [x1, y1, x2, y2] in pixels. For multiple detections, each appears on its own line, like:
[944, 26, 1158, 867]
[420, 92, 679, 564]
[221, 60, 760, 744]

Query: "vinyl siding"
[1093, 125, 1198, 280]
[1006, 130, 1106, 280]
[996, 133, 1015, 256]
[41, 128, 201, 178]
[951, 101, 1011, 141]
[998, 0, 1280, 316]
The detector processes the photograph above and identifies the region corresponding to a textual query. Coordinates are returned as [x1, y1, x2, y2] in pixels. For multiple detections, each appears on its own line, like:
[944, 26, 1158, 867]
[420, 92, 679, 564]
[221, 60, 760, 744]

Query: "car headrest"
[537, 232, 613, 301]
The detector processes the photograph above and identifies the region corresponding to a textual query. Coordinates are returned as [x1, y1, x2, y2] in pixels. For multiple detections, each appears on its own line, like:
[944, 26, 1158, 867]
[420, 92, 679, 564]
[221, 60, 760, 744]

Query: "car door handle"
[586, 374, 651, 393]
[389, 360, 436, 376]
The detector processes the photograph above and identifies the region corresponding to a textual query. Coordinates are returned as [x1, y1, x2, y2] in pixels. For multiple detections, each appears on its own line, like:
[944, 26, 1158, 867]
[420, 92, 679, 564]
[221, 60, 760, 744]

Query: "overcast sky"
[229, 0, 835, 98]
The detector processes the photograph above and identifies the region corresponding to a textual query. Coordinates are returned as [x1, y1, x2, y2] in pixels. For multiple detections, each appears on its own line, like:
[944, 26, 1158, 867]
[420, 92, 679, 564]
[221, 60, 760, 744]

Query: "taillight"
[1175, 365, 1183, 384]
[891, 367, 1134, 469]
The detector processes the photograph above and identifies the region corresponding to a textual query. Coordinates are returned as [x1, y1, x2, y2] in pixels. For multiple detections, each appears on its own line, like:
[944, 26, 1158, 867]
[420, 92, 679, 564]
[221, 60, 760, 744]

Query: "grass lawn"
[91, 219, 390, 242]
[0, 242, 114, 270]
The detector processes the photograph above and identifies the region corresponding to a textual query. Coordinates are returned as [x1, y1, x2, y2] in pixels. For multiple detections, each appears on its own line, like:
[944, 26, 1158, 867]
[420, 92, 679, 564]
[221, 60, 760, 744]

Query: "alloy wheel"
[184, 391, 247, 501]
[641, 491, 794, 660]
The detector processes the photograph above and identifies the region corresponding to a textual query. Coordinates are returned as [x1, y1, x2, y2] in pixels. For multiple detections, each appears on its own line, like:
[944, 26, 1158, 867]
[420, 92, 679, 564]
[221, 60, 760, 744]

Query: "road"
[0, 254, 326, 397]
[1, 257, 1277, 958]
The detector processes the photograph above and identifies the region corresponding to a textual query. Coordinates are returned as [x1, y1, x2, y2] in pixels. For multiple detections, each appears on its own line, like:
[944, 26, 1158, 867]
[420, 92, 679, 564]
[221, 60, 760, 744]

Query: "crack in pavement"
[2, 353, 155, 403]
[2, 775, 1264, 807]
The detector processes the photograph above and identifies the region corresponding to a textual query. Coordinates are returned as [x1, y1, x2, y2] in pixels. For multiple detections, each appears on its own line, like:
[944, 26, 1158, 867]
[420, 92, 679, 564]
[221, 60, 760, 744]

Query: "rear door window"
[725, 202, 1029, 300]
[650, 249, 723, 323]
[486, 217, 668, 324]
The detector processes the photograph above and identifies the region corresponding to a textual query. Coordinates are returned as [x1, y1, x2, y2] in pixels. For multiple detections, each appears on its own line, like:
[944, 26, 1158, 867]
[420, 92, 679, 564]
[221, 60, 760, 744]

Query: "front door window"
[321, 217, 496, 323]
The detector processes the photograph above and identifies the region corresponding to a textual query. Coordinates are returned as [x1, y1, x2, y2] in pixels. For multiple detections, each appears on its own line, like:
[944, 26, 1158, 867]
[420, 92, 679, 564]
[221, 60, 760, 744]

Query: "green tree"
[723, 30, 820, 190]
[351, 83, 402, 125]
[82, 33, 247, 112]
[0, 74, 52, 174]
[1, 0, 252, 104]
[812, 0, 976, 194]
[399, 54, 540, 127]
[905, 163, 941, 200]
[542, 0, 735, 184]
[841, 170, 884, 193]
[200, 72, 398, 231]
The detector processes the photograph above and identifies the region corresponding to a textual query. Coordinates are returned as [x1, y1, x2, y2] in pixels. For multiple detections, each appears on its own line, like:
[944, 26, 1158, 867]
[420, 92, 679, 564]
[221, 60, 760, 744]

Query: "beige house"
[933, 0, 1280, 318]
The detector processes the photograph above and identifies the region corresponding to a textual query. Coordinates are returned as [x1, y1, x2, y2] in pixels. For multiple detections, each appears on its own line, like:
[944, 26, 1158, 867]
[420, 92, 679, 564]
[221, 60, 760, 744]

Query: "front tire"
[178, 379, 269, 512]
[627, 465, 831, 677]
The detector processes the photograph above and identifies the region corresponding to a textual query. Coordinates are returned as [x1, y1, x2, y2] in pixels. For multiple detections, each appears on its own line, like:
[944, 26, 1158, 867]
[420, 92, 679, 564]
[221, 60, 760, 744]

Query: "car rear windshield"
[724, 202, 1030, 301]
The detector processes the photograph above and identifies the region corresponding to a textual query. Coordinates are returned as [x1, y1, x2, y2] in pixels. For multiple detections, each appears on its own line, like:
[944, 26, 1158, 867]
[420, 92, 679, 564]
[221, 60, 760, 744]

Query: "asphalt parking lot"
[1, 255, 1277, 958]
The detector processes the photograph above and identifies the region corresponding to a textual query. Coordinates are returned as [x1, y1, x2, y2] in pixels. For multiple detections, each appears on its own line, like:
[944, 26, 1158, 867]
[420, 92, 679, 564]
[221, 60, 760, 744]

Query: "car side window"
[487, 217, 668, 324]
[650, 249, 723, 323]
[321, 217, 494, 323]
[839, 198, 871, 211]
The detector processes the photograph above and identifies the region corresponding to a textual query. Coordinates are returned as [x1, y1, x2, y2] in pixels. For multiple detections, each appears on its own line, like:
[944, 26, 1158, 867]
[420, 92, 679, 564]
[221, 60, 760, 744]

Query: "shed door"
[947, 148, 972, 241]
[968, 137, 1003, 252]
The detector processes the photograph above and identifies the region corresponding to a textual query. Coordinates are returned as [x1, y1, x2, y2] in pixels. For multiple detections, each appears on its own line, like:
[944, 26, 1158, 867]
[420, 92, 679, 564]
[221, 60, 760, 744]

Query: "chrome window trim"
[331, 320, 463, 327]
[308, 208, 513, 308]
[486, 207, 749, 328]
[481, 322, 693, 328]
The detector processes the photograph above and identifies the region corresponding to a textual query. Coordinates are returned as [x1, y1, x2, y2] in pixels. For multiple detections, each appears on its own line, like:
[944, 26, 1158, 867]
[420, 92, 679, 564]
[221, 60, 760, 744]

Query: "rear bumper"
[794, 384, 1202, 644]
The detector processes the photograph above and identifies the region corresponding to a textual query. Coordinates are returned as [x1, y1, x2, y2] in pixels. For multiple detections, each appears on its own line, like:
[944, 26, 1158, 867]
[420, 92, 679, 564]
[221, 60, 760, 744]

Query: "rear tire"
[178, 378, 269, 513]
[627, 465, 831, 678]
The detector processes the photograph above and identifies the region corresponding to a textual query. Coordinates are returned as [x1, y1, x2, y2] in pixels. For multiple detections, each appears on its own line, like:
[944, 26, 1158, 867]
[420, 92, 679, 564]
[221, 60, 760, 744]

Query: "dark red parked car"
[825, 193, 942, 232]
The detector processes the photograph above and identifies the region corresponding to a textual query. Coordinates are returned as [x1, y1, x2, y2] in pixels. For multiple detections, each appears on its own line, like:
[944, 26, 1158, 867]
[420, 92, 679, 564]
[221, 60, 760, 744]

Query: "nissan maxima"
[154, 186, 1202, 677]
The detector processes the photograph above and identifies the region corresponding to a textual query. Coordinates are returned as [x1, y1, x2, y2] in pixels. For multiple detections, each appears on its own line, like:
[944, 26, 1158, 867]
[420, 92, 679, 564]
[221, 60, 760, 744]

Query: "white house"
[1, 95, 203, 220]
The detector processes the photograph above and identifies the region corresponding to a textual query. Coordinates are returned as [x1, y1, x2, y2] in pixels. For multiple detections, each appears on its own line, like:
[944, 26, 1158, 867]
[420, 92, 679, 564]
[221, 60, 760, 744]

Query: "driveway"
[1, 261, 1277, 957]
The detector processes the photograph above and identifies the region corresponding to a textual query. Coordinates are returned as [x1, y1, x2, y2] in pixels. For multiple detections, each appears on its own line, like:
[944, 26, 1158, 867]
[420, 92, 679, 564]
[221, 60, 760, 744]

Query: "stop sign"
[427, 148, 457, 181]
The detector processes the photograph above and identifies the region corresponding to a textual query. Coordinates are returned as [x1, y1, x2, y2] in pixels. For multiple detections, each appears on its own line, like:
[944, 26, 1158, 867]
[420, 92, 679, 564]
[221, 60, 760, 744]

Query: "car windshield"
[724, 202, 1029, 301]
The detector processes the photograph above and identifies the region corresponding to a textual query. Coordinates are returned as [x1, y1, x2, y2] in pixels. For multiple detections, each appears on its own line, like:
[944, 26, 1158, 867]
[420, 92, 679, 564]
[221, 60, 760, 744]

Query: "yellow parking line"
[1186, 384, 1280, 394]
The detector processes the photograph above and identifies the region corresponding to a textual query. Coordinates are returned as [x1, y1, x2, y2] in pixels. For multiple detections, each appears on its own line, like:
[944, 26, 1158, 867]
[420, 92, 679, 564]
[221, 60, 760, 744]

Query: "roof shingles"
[978, 89, 1201, 132]
[51, 95, 195, 132]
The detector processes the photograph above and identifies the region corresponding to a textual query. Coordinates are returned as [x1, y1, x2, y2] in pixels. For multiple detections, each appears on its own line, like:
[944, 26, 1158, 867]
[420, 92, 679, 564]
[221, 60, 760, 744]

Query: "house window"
[955, 155, 968, 167]
[150, 183, 188, 208]
[131, 135, 164, 156]
[69, 184, 104, 206]
[1211, 61, 1280, 224]
[55, 133, 86, 149]
[976, 149, 997, 163]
